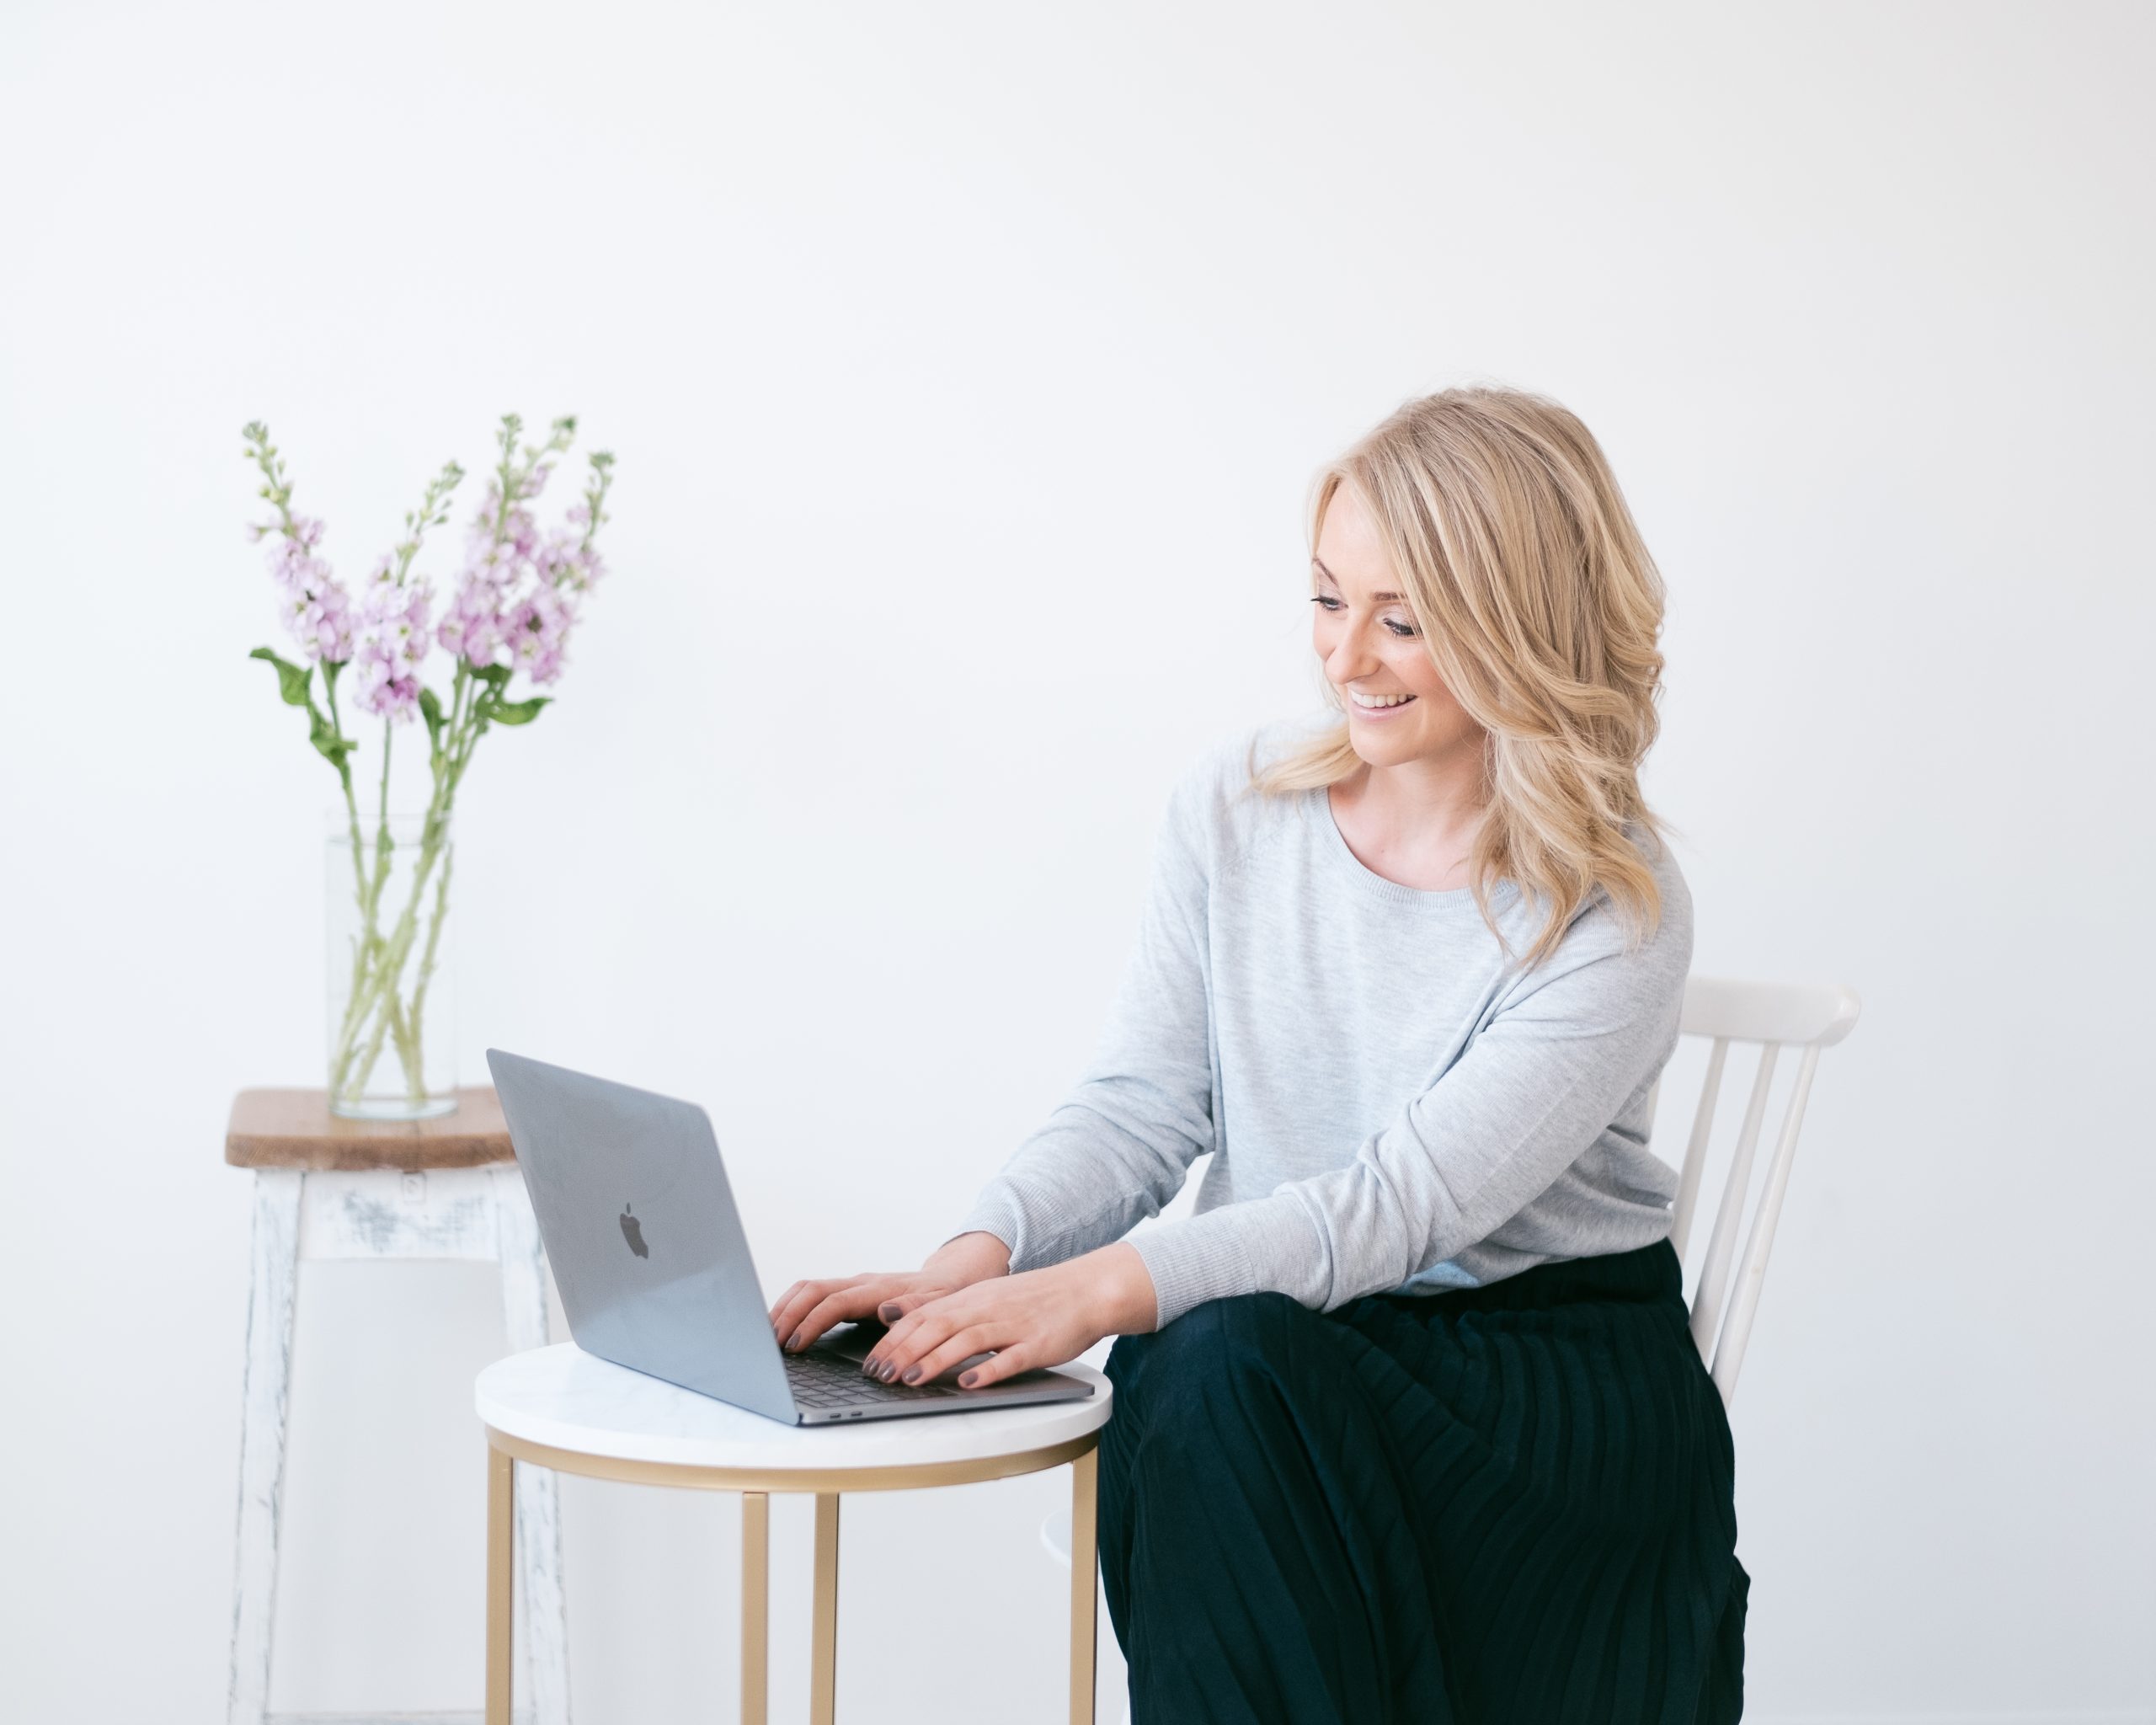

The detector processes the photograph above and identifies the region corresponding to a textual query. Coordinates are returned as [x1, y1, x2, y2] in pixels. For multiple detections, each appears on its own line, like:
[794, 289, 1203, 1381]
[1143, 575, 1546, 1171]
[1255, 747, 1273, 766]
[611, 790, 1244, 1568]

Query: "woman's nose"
[1325, 621, 1378, 681]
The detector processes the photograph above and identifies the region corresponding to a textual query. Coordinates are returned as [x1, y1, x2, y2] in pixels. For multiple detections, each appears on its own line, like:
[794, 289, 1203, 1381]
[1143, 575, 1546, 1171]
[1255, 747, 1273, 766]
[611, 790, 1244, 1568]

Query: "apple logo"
[620, 1203, 649, 1259]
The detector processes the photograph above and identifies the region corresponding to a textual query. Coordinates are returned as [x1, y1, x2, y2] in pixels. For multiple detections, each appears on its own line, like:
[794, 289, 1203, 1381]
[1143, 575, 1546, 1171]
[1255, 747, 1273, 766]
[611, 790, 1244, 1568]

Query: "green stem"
[377, 719, 393, 831]
[368, 718, 395, 1007]
[319, 673, 380, 1093]
[334, 820, 448, 1104]
[323, 675, 367, 904]
[328, 664, 482, 1108]
[401, 840, 457, 1103]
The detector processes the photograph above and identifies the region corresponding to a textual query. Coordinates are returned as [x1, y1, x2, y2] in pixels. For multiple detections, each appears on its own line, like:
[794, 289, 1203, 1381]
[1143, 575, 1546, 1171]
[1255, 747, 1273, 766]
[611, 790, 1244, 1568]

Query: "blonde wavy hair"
[1253, 385, 1683, 974]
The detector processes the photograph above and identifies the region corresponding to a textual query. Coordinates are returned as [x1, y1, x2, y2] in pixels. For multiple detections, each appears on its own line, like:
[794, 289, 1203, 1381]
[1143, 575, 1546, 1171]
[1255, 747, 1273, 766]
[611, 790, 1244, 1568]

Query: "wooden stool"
[476, 1343, 1112, 1725]
[226, 1087, 571, 1725]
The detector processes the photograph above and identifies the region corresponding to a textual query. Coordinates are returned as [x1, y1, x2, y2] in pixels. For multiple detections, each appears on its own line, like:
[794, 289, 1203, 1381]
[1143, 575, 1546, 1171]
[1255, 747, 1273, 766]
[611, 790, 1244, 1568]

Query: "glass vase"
[326, 811, 457, 1119]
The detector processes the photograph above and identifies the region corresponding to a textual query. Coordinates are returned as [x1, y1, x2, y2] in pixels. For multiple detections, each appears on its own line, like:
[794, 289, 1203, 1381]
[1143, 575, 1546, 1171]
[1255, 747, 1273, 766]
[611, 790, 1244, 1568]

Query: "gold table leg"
[810, 1493, 841, 1725]
[1070, 1448, 1098, 1725]
[486, 1445, 514, 1725]
[479, 1428, 1102, 1725]
[741, 1493, 770, 1725]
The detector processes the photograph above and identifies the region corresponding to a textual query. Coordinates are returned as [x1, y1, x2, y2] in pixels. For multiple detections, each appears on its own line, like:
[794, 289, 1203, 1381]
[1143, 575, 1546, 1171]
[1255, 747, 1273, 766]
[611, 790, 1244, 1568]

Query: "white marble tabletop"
[478, 1343, 1113, 1473]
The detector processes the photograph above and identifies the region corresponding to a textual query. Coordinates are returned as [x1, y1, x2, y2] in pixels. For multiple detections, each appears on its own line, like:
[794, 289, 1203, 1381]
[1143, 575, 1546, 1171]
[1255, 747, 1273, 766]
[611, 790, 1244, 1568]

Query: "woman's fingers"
[786, 1279, 899, 1352]
[769, 1279, 830, 1339]
[770, 1277, 857, 1344]
[768, 1280, 810, 1328]
[950, 1341, 1034, 1390]
[895, 1322, 1001, 1386]
[862, 1295, 969, 1378]
[771, 1275, 913, 1352]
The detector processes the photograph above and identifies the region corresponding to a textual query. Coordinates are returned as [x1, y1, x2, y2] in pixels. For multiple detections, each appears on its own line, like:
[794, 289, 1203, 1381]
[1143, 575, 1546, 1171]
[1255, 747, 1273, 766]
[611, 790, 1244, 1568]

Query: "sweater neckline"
[1306, 784, 1514, 916]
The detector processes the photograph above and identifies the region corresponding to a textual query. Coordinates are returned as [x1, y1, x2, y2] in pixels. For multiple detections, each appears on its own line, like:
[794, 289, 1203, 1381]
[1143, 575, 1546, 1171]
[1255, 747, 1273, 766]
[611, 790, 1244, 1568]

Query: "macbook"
[486, 1049, 1097, 1426]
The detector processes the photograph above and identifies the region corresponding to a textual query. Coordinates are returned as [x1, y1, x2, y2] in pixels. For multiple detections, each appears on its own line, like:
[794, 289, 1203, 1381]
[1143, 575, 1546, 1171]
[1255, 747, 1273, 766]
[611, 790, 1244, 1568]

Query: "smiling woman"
[1303, 483, 1492, 893]
[771, 386, 1739, 1724]
[1267, 386, 1679, 968]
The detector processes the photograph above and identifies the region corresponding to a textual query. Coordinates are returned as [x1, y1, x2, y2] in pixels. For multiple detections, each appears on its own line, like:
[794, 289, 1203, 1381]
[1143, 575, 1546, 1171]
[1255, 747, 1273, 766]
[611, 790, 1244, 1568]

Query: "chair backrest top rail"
[1680, 975, 1860, 1049]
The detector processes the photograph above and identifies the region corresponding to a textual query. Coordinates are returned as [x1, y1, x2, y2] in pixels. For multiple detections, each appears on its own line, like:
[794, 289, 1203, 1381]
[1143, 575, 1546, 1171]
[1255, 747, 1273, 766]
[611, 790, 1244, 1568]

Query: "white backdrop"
[2, 3, 2151, 1721]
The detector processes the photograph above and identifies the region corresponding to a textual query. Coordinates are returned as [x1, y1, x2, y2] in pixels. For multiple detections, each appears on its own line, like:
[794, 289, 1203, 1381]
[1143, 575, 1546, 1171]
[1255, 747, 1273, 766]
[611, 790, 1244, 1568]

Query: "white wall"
[2, 2, 2150, 1720]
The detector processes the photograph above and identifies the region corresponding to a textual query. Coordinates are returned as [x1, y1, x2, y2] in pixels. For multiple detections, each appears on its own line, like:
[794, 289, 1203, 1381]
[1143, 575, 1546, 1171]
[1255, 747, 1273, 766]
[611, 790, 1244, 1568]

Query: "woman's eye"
[1312, 595, 1418, 638]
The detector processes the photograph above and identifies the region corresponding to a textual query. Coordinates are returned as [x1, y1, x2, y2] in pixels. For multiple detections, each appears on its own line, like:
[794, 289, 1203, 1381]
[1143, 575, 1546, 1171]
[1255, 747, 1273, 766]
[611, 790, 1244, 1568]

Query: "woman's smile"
[1344, 686, 1417, 717]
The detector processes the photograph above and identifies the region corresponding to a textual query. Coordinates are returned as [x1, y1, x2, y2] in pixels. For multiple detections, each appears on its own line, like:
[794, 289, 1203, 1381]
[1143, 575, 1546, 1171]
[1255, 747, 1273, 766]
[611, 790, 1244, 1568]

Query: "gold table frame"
[483, 1423, 1102, 1725]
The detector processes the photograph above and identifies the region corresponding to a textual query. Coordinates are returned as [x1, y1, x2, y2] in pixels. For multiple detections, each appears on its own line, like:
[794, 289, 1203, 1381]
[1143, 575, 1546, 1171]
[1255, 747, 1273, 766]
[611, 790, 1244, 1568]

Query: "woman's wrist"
[1081, 1242, 1160, 1336]
[924, 1229, 1011, 1284]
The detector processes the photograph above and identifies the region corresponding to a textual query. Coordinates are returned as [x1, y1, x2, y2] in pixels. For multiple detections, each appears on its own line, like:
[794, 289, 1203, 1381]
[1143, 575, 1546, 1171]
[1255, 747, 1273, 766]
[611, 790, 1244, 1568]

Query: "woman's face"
[1310, 484, 1482, 771]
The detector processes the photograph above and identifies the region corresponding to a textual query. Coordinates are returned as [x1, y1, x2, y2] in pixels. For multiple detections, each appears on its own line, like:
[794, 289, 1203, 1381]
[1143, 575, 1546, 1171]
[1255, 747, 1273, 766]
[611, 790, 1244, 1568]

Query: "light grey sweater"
[957, 713, 1694, 1331]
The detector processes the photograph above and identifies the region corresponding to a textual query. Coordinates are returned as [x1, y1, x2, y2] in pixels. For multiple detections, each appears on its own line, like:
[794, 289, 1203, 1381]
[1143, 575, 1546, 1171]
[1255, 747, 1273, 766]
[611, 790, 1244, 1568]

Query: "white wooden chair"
[1651, 973, 1863, 1407]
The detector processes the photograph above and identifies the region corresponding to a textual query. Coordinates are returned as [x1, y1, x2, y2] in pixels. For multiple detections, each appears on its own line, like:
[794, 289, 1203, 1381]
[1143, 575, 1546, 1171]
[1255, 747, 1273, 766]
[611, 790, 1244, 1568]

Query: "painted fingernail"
[883, 1362, 900, 1382]
[901, 1365, 922, 1384]
[787, 1332, 803, 1351]
[878, 1302, 901, 1321]
[958, 1370, 979, 1388]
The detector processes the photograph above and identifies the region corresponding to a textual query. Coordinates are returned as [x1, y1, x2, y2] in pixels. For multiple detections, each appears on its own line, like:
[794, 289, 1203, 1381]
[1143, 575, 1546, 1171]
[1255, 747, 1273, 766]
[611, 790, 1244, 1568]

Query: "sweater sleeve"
[950, 758, 1218, 1271]
[1127, 879, 1692, 1327]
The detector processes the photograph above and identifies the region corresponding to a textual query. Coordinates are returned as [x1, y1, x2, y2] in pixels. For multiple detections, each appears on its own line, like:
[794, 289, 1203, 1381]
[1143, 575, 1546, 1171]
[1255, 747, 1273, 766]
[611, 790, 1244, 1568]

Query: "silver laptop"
[486, 1049, 1097, 1426]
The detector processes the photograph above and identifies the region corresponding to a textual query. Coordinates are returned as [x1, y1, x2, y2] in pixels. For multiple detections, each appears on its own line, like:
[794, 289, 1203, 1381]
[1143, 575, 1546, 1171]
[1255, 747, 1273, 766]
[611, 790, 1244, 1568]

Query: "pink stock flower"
[353, 558, 434, 723]
[267, 515, 355, 664]
[351, 651, 420, 723]
[435, 574, 505, 666]
[429, 448, 608, 688]
[505, 585, 574, 685]
[535, 525, 597, 590]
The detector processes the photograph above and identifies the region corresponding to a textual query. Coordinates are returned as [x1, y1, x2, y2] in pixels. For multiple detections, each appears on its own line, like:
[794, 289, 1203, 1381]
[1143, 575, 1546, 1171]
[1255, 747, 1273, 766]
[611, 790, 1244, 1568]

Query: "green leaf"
[249, 646, 312, 708]
[484, 697, 550, 726]
[419, 686, 444, 749]
[308, 710, 355, 767]
[474, 662, 513, 690]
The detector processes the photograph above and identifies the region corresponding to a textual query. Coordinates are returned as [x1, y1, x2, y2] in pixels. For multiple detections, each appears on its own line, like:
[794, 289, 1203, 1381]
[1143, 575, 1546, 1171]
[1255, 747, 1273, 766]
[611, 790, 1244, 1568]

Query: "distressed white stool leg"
[494, 1166, 570, 1725]
[227, 1169, 303, 1725]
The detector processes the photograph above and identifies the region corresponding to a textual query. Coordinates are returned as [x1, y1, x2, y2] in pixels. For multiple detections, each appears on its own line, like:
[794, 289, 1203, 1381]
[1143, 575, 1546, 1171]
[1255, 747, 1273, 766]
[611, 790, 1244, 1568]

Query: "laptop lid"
[485, 1048, 797, 1423]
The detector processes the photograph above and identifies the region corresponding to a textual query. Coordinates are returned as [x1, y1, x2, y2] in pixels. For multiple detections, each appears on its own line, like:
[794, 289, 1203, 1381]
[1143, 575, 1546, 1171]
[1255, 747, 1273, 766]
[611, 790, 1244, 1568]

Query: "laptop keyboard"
[784, 1346, 964, 1409]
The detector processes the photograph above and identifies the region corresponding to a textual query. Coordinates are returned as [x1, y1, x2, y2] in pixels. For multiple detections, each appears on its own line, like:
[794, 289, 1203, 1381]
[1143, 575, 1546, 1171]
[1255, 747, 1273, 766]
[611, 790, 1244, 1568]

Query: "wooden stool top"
[226, 1087, 515, 1170]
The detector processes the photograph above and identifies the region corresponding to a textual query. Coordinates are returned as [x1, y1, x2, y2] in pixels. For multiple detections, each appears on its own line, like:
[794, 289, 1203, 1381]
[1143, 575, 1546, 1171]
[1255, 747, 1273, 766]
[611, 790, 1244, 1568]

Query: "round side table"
[476, 1343, 1114, 1725]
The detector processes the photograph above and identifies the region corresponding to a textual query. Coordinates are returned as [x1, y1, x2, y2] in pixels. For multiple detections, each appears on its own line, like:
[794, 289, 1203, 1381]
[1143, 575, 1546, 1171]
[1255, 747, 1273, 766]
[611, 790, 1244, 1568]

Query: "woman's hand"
[767, 1230, 1012, 1354]
[859, 1243, 1157, 1390]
